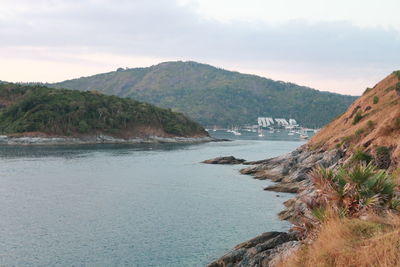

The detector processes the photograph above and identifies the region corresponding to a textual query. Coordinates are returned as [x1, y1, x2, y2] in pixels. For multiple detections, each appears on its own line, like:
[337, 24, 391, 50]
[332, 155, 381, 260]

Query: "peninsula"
[0, 83, 211, 145]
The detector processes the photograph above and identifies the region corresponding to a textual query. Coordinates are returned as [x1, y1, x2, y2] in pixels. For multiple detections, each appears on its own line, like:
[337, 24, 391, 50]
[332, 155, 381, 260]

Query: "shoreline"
[0, 135, 223, 146]
[206, 145, 345, 266]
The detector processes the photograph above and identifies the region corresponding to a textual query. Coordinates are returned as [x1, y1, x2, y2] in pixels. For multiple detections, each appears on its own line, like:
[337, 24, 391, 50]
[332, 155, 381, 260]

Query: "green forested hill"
[0, 83, 206, 137]
[52, 61, 357, 127]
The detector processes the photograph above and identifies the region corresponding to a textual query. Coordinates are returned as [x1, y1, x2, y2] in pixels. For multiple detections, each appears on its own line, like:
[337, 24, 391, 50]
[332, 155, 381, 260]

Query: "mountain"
[0, 83, 207, 138]
[309, 71, 400, 170]
[51, 61, 357, 128]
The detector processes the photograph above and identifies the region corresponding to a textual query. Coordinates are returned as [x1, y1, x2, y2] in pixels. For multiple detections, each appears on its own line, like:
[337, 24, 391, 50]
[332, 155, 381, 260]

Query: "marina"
[206, 117, 320, 140]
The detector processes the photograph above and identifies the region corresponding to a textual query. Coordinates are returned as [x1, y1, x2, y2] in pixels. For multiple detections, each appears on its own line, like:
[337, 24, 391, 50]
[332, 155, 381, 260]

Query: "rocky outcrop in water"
[240, 145, 344, 223]
[202, 156, 246, 165]
[206, 232, 298, 267]
[206, 145, 346, 266]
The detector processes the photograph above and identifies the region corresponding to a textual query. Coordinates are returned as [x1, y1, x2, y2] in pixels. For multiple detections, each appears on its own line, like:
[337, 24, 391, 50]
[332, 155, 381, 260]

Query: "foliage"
[355, 128, 365, 139]
[0, 83, 205, 137]
[395, 117, 400, 129]
[363, 87, 372, 95]
[394, 70, 400, 79]
[51, 61, 357, 128]
[351, 149, 373, 164]
[373, 95, 379, 104]
[367, 120, 374, 129]
[353, 111, 364, 125]
[307, 164, 398, 218]
[396, 82, 400, 96]
[375, 146, 391, 169]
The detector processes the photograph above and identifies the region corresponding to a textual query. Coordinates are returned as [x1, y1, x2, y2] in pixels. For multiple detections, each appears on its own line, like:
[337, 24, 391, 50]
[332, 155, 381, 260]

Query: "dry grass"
[278, 214, 400, 267]
[308, 72, 400, 169]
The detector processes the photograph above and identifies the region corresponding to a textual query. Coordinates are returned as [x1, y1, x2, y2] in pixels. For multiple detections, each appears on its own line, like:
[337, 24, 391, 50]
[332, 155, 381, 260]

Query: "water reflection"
[0, 142, 199, 159]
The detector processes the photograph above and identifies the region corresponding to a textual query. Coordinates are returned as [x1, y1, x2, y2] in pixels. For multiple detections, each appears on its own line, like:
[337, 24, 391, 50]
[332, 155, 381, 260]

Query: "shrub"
[396, 82, 400, 96]
[355, 128, 365, 139]
[375, 146, 391, 169]
[308, 163, 397, 218]
[367, 120, 374, 129]
[363, 87, 372, 95]
[78, 120, 89, 133]
[395, 117, 400, 129]
[353, 111, 364, 125]
[373, 96, 379, 104]
[394, 70, 400, 79]
[351, 149, 373, 164]
[341, 135, 354, 147]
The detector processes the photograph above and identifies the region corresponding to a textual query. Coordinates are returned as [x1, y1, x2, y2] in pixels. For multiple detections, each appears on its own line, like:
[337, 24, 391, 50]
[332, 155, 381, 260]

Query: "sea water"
[0, 132, 303, 266]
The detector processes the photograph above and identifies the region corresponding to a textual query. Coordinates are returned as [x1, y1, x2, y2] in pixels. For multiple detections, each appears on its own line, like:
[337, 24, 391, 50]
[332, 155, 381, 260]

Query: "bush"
[367, 120, 374, 129]
[78, 120, 90, 133]
[363, 87, 372, 95]
[373, 96, 379, 104]
[353, 111, 364, 125]
[308, 163, 397, 218]
[395, 117, 400, 129]
[375, 146, 391, 169]
[341, 135, 354, 146]
[355, 128, 365, 139]
[396, 82, 400, 96]
[351, 149, 373, 164]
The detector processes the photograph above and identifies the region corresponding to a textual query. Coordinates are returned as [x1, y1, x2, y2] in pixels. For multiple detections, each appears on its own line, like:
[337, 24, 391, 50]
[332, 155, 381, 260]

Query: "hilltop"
[0, 83, 208, 143]
[51, 61, 357, 128]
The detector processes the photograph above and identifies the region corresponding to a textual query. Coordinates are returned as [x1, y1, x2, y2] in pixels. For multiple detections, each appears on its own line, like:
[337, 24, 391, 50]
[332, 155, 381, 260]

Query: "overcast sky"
[1, 0, 399, 95]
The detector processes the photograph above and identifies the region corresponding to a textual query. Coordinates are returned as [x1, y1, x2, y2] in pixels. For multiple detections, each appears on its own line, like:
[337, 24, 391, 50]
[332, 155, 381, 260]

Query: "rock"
[264, 183, 300, 193]
[202, 156, 246, 165]
[206, 146, 346, 266]
[206, 232, 297, 267]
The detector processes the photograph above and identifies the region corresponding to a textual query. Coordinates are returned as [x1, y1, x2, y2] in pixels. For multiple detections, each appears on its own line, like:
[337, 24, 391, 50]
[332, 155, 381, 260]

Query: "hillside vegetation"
[0, 83, 207, 137]
[309, 71, 400, 170]
[52, 61, 357, 127]
[278, 72, 400, 267]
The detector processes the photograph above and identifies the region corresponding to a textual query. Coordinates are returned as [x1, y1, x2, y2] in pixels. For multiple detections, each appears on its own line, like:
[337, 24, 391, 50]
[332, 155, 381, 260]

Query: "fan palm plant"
[308, 163, 398, 218]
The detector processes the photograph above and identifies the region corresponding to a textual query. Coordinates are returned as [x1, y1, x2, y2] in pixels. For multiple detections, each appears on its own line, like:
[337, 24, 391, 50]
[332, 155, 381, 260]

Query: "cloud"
[0, 0, 399, 94]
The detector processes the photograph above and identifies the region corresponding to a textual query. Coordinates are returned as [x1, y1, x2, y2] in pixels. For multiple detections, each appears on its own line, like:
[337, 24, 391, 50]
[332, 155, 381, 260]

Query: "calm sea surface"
[0, 131, 304, 267]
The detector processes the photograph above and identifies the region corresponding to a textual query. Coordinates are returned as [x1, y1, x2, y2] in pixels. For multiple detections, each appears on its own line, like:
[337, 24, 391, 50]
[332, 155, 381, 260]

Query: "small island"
[0, 83, 211, 145]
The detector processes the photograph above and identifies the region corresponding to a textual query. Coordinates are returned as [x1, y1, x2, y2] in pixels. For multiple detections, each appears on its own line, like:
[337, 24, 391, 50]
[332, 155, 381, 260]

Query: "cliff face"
[309, 72, 400, 170]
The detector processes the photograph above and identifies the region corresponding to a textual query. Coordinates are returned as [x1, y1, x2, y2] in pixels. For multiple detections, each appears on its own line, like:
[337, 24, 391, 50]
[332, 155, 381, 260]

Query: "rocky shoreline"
[206, 145, 346, 266]
[0, 135, 219, 146]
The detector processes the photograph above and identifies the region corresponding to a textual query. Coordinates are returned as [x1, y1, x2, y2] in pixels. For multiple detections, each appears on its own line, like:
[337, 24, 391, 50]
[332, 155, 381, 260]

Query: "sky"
[1, 0, 399, 95]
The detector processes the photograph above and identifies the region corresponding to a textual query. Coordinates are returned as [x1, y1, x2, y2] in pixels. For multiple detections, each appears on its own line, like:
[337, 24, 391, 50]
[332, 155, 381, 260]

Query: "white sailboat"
[258, 127, 264, 137]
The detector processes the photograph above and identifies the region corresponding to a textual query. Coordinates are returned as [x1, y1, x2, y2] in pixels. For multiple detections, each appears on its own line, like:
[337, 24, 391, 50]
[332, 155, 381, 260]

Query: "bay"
[0, 132, 303, 267]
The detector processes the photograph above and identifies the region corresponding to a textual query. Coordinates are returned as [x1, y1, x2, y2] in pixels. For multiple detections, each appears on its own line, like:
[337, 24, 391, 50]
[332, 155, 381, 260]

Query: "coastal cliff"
[206, 71, 400, 266]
